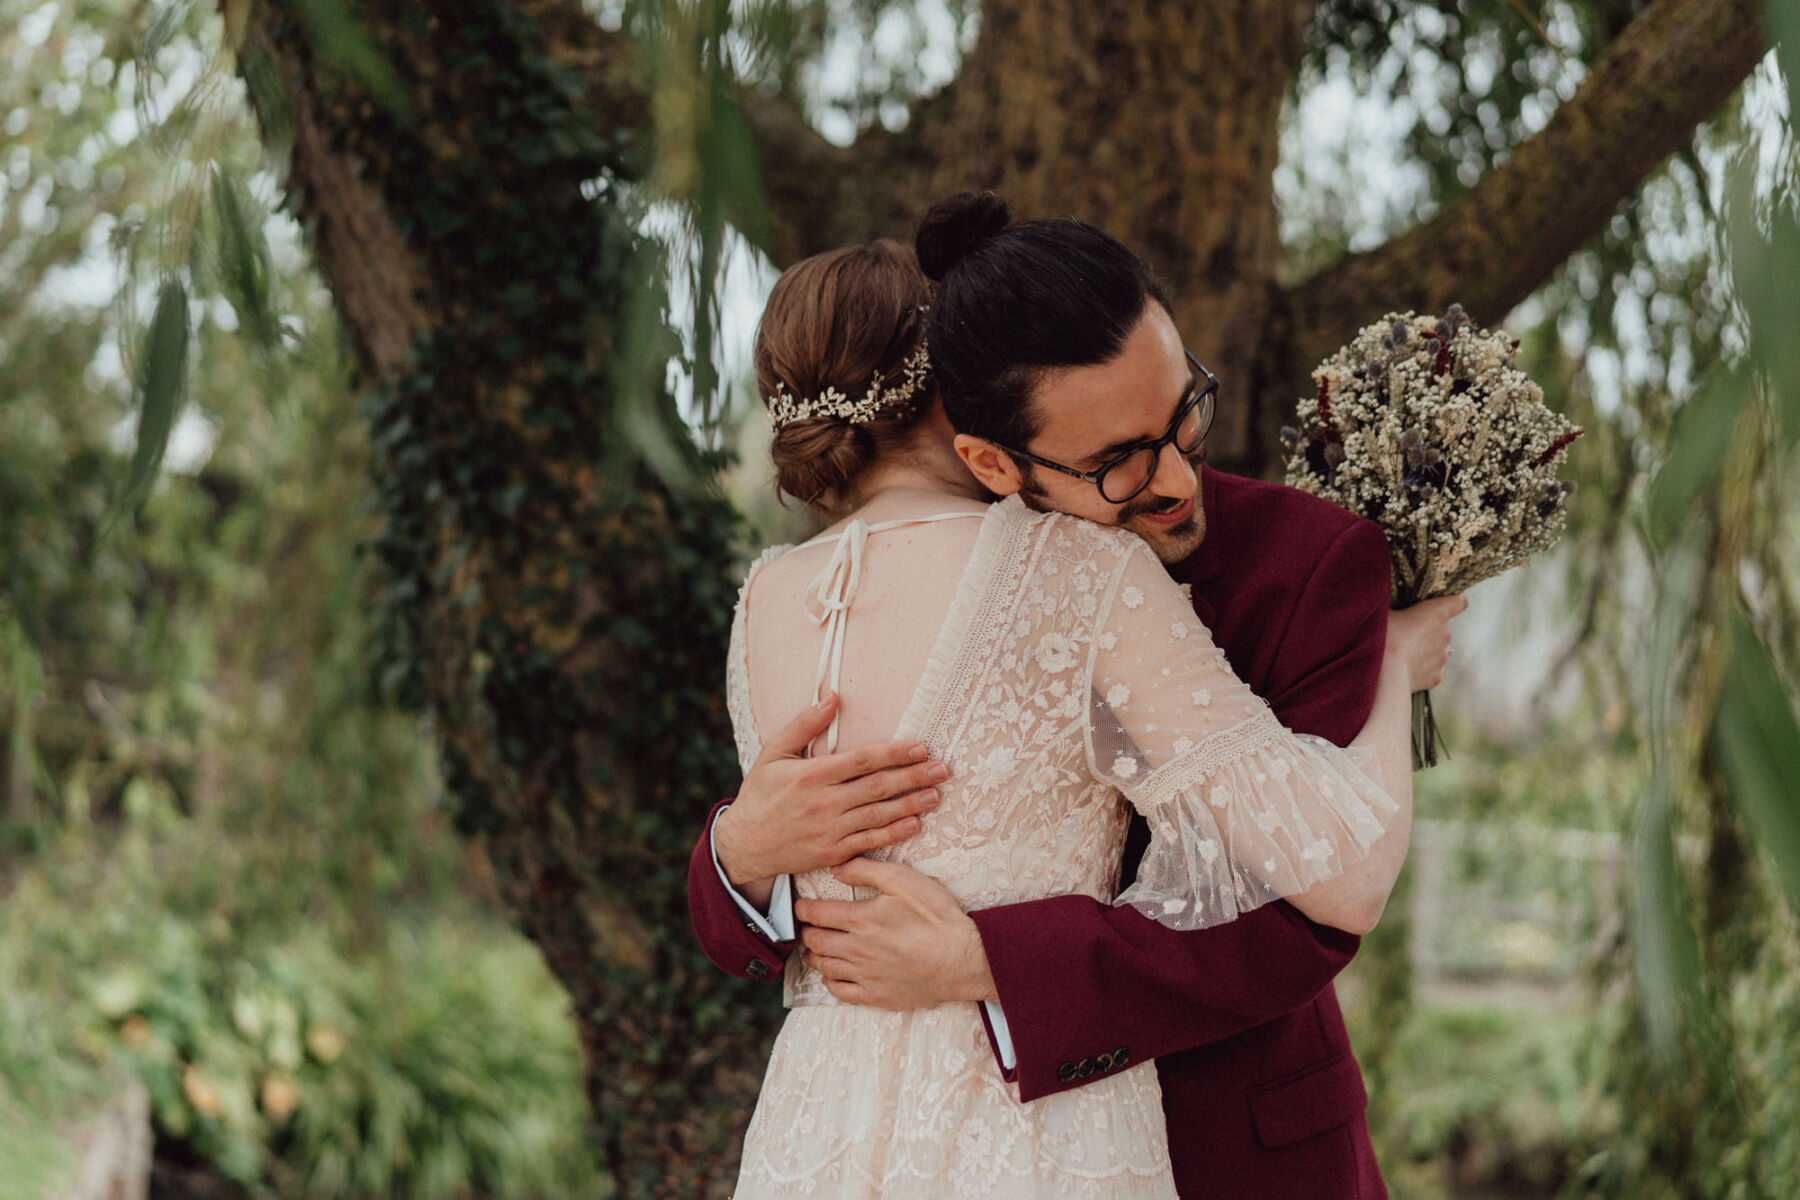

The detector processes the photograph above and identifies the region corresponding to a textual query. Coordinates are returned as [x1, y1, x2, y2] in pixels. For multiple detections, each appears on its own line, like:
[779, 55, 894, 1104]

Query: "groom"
[689, 200, 1444, 1198]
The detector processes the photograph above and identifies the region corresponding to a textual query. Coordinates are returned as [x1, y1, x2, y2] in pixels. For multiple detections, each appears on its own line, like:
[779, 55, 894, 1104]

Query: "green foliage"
[287, 0, 411, 115]
[1359, 1005, 1591, 1199]
[1714, 616, 1800, 914]
[3, 823, 607, 1198]
[1641, 363, 1751, 545]
[116, 276, 191, 521]
[0, 1093, 76, 1200]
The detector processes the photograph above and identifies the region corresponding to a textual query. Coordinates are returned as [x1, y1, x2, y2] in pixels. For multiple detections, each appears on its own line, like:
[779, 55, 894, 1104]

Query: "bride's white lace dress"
[727, 496, 1393, 1199]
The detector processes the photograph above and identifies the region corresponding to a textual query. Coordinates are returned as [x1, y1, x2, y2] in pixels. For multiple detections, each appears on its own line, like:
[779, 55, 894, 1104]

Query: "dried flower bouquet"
[1281, 306, 1583, 766]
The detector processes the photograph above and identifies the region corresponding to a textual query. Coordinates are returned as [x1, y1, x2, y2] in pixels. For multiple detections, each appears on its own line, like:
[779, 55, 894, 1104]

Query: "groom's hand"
[795, 859, 999, 1009]
[713, 694, 949, 886]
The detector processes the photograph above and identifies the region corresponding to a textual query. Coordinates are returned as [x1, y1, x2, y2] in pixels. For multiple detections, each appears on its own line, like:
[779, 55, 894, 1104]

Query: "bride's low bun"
[915, 192, 1011, 281]
[755, 239, 933, 513]
[769, 421, 876, 513]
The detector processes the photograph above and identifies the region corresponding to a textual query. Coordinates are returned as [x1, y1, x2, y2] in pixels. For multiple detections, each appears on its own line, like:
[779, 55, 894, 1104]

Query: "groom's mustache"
[1114, 452, 1206, 525]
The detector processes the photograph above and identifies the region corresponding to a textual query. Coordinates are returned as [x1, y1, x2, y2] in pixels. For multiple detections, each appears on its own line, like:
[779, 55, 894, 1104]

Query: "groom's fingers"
[829, 856, 912, 893]
[755, 693, 841, 762]
[803, 949, 857, 980]
[821, 977, 873, 1006]
[833, 814, 925, 862]
[794, 896, 861, 932]
[799, 926, 856, 960]
[836, 779, 942, 833]
[815, 739, 935, 787]
[842, 760, 947, 809]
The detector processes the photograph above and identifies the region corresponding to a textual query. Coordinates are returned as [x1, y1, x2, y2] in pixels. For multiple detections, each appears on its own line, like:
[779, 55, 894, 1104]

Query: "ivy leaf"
[114, 278, 191, 520]
[1713, 613, 1800, 914]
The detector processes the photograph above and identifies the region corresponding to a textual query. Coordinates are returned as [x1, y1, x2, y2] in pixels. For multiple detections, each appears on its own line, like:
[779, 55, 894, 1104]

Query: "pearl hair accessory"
[767, 341, 932, 428]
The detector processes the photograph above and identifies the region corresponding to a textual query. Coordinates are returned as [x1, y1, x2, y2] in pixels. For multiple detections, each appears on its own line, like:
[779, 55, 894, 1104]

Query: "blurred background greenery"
[1, 0, 1797, 1197]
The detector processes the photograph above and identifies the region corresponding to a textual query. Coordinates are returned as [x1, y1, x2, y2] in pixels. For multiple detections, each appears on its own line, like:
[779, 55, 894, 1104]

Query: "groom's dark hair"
[915, 192, 1173, 451]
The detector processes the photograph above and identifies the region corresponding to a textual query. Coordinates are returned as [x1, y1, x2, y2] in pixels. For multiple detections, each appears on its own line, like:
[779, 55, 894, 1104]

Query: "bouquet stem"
[1411, 689, 1445, 769]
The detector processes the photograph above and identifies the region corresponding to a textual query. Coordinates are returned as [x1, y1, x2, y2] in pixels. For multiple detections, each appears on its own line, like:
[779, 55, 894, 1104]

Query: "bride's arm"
[1281, 595, 1464, 931]
[1083, 539, 1451, 934]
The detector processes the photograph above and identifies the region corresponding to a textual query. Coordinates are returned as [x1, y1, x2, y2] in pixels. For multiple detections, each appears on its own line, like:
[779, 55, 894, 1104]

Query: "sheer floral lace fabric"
[726, 495, 1395, 1199]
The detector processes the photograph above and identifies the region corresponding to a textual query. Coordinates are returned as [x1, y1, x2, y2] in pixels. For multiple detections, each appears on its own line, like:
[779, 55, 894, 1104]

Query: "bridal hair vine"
[767, 341, 932, 428]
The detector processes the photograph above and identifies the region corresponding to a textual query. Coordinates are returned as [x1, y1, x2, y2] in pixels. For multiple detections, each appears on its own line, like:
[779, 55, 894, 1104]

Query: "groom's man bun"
[915, 192, 1173, 457]
[915, 191, 1012, 281]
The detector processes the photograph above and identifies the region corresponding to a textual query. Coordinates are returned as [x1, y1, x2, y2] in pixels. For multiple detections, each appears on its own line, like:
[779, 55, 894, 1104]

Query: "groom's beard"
[1120, 485, 1206, 564]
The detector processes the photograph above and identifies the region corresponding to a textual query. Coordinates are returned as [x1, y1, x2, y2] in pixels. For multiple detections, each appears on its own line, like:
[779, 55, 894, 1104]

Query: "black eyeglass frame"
[994, 349, 1219, 505]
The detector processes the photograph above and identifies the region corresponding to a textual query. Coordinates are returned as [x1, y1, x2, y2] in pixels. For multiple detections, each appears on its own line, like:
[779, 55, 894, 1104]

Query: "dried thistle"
[1282, 309, 1583, 765]
[1282, 308, 1581, 605]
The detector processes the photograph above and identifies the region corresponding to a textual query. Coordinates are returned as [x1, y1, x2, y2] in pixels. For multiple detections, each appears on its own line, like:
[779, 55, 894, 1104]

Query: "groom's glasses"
[998, 349, 1218, 505]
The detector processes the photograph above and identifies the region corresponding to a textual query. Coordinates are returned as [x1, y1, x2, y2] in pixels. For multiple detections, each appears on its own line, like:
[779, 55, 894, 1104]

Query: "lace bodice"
[725, 496, 1395, 1008]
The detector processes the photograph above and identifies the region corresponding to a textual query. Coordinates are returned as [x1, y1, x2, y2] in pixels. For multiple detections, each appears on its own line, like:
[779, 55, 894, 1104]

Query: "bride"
[723, 213, 1450, 1198]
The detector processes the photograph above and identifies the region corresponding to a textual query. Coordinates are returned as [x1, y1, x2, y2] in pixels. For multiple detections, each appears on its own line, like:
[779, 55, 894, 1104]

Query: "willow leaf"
[1714, 614, 1800, 913]
[118, 278, 191, 515]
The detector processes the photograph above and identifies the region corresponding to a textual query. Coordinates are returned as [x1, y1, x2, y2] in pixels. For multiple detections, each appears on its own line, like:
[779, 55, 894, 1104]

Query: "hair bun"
[915, 191, 1011, 281]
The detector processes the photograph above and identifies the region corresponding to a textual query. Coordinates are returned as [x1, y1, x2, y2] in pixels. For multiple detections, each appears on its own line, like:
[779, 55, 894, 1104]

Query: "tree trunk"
[240, 5, 775, 1195]
[903, 0, 1312, 474]
[233, 0, 1768, 1192]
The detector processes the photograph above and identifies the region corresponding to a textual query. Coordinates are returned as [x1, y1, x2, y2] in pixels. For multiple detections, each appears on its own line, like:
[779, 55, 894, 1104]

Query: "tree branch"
[1290, 0, 1766, 368]
[530, 6, 923, 267]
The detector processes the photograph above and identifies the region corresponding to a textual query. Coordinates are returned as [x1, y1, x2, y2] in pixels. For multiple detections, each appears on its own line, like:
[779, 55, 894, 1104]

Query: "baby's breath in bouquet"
[1281, 306, 1582, 767]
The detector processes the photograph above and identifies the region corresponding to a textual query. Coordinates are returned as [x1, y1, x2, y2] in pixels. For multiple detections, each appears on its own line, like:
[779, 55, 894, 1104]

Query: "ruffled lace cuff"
[1112, 711, 1397, 930]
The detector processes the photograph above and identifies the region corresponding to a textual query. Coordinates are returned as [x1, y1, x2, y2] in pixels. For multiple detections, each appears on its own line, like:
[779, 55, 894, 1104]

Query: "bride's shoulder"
[997, 496, 1146, 563]
[735, 541, 798, 601]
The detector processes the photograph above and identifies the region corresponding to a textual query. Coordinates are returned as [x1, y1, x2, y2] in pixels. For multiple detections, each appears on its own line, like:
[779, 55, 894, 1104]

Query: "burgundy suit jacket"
[687, 467, 1392, 1199]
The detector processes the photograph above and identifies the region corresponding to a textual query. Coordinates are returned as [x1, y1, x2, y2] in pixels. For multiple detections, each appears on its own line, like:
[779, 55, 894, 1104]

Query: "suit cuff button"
[1095, 1052, 1113, 1071]
[1056, 1061, 1077, 1083]
[746, 958, 772, 979]
[1113, 1045, 1130, 1067]
[1077, 1058, 1095, 1078]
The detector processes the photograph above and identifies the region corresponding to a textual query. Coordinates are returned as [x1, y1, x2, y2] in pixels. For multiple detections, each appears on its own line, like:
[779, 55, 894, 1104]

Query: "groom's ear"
[953, 434, 1025, 497]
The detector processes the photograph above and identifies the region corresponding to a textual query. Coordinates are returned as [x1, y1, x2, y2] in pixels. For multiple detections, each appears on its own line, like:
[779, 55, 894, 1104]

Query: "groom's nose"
[1146, 440, 1198, 500]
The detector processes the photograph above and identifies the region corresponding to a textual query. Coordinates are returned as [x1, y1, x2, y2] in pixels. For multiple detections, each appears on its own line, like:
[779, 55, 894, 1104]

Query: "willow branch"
[1289, 0, 1767, 368]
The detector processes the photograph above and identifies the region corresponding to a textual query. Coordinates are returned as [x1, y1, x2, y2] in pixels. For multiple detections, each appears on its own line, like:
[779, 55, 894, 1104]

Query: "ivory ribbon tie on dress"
[799, 512, 983, 754]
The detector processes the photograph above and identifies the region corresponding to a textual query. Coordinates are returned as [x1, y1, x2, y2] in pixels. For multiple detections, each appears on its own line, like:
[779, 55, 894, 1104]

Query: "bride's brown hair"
[756, 239, 934, 513]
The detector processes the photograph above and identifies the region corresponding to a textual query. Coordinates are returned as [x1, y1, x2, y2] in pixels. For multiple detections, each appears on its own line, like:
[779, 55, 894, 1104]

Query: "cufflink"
[746, 958, 772, 979]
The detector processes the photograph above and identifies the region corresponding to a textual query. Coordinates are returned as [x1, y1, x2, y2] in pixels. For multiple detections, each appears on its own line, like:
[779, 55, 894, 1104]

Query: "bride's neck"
[850, 459, 986, 507]
[845, 406, 988, 510]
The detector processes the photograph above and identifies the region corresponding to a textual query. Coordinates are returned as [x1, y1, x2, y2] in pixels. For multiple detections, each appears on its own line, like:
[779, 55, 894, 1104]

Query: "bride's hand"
[1385, 595, 1469, 693]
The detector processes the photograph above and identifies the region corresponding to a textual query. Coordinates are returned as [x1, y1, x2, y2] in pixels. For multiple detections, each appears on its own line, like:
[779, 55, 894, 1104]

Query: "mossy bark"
[241, 5, 771, 1195]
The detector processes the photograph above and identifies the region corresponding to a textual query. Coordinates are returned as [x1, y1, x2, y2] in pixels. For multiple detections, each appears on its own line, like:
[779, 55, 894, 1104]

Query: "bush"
[1, 817, 609, 1199]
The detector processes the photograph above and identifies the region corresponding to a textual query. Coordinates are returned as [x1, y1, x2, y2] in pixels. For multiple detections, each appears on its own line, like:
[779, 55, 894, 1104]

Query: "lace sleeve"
[1084, 538, 1396, 930]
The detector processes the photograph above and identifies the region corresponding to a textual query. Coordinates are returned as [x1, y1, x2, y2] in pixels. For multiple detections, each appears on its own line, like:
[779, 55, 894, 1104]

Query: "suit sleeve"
[687, 800, 797, 982]
[970, 517, 1391, 1101]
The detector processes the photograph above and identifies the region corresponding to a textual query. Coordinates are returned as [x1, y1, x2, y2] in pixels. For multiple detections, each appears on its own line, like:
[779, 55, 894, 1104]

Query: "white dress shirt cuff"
[983, 1001, 1018, 1071]
[711, 805, 796, 942]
